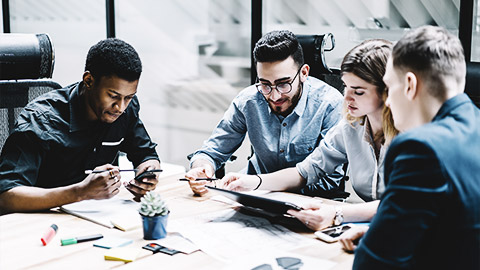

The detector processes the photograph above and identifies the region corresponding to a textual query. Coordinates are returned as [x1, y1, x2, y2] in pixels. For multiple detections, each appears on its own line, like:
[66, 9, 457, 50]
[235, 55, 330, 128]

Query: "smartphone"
[135, 169, 162, 181]
[314, 224, 351, 243]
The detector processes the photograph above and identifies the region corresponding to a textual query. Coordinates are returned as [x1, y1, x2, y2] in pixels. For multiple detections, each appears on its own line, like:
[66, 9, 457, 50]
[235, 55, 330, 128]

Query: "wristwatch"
[333, 206, 344, 226]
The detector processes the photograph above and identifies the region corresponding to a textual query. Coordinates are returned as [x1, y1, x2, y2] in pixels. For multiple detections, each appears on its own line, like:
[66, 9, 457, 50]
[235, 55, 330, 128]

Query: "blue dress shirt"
[190, 76, 343, 180]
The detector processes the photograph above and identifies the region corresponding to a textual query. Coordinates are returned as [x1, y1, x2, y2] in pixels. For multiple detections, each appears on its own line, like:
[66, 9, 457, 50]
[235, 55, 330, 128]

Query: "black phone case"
[135, 169, 162, 180]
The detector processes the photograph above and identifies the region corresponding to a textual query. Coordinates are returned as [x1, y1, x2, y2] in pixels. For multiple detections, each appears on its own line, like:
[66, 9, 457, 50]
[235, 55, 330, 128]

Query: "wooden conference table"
[0, 172, 353, 269]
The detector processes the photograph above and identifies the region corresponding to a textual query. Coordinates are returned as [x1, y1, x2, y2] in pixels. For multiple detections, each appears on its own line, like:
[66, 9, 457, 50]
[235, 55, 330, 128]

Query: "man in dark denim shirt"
[0, 39, 160, 213]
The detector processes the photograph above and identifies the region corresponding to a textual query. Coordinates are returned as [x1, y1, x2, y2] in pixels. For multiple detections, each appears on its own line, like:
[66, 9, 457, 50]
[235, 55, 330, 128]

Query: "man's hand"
[124, 159, 161, 201]
[77, 164, 122, 200]
[286, 202, 335, 231]
[185, 163, 215, 196]
[223, 173, 261, 192]
[339, 225, 368, 252]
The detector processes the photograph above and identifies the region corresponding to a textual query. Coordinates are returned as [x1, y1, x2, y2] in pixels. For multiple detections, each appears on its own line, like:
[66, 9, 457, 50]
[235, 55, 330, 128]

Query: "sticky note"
[104, 247, 151, 262]
[93, 237, 133, 249]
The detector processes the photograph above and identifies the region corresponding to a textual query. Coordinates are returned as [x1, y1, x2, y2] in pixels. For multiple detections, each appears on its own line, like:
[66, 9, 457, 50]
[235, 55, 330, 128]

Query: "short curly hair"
[85, 38, 142, 82]
[253, 30, 304, 68]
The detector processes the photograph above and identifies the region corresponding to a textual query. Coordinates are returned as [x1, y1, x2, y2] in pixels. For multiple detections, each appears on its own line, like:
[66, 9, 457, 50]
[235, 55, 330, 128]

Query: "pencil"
[178, 178, 220, 181]
[84, 169, 138, 174]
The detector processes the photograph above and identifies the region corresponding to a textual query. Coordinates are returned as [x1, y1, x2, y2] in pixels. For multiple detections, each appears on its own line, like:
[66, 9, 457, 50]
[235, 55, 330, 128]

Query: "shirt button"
[279, 149, 284, 153]
[282, 123, 287, 127]
[308, 147, 313, 151]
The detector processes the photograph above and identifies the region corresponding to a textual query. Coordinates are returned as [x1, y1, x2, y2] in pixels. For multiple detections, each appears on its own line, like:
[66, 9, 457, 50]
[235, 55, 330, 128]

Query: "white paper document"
[155, 232, 199, 254]
[169, 209, 319, 263]
[59, 197, 141, 230]
[227, 251, 337, 270]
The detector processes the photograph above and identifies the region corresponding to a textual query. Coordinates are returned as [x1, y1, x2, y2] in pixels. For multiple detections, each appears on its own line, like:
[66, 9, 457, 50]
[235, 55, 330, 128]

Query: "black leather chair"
[297, 33, 344, 93]
[297, 33, 349, 200]
[188, 34, 348, 182]
[0, 33, 62, 152]
[465, 62, 480, 108]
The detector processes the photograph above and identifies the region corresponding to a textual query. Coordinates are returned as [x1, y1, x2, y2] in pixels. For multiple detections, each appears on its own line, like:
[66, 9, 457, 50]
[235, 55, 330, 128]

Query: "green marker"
[61, 234, 103, 246]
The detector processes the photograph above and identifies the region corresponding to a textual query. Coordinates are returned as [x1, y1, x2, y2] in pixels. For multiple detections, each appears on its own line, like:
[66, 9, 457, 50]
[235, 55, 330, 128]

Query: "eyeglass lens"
[256, 66, 302, 95]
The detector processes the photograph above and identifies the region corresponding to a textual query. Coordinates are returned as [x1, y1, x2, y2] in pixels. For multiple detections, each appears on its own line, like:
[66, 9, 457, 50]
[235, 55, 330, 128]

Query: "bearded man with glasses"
[186, 30, 344, 196]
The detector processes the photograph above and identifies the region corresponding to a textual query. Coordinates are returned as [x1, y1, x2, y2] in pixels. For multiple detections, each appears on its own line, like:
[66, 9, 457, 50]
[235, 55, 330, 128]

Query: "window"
[472, 0, 480, 61]
[263, 0, 460, 68]
[116, 0, 252, 167]
[9, 0, 106, 85]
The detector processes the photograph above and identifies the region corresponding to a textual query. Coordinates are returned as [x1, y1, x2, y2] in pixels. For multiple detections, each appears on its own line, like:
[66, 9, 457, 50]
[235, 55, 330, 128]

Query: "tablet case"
[207, 186, 308, 230]
[207, 186, 302, 214]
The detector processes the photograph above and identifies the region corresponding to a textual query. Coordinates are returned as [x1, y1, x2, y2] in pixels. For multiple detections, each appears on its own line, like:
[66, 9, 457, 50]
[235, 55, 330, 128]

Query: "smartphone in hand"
[314, 224, 352, 243]
[135, 169, 163, 181]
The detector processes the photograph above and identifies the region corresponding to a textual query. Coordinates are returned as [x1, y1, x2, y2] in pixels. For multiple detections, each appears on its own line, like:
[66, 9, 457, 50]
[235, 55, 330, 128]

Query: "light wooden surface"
[0, 173, 353, 269]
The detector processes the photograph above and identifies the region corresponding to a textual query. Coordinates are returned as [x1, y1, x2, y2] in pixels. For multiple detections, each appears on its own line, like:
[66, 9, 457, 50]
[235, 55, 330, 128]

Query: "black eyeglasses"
[255, 66, 303, 95]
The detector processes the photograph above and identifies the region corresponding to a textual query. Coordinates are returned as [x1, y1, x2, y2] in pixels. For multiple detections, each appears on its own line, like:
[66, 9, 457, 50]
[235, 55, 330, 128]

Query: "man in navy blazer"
[339, 26, 480, 269]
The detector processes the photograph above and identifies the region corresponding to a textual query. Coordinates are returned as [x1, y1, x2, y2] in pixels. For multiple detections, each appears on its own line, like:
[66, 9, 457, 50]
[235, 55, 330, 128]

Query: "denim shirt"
[296, 119, 387, 202]
[190, 76, 343, 175]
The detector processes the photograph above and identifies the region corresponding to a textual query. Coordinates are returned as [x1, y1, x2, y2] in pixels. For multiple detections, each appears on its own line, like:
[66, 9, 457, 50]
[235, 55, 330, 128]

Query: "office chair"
[187, 34, 347, 181]
[465, 62, 480, 108]
[297, 33, 349, 200]
[0, 33, 62, 152]
[297, 33, 344, 93]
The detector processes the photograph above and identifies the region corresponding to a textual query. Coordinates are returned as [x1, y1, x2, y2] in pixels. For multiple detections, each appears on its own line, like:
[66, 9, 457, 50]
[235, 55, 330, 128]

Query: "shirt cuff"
[189, 153, 217, 171]
[296, 160, 314, 185]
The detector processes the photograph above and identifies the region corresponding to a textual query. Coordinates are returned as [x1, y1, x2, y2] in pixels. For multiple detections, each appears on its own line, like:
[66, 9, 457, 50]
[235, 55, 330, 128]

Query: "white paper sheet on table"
[169, 209, 318, 263]
[226, 251, 337, 270]
[155, 232, 199, 254]
[59, 197, 140, 230]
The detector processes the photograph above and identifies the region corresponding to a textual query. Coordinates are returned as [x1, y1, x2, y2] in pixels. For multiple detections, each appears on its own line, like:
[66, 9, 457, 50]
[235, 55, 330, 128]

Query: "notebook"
[59, 197, 141, 231]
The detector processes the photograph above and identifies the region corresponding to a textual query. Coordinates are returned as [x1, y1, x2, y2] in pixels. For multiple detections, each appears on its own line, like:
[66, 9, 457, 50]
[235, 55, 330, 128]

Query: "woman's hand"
[287, 202, 336, 231]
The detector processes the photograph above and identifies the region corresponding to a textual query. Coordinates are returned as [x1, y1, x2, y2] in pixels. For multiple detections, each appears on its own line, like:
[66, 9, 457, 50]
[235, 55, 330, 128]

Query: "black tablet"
[207, 186, 303, 215]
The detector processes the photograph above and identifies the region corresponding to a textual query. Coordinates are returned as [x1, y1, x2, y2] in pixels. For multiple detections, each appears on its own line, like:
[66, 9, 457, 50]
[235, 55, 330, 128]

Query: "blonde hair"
[341, 39, 398, 144]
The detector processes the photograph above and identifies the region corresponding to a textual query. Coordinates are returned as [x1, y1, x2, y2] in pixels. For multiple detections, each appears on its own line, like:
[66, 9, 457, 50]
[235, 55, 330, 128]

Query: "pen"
[41, 224, 58, 246]
[84, 169, 138, 174]
[61, 234, 104, 246]
[178, 178, 220, 181]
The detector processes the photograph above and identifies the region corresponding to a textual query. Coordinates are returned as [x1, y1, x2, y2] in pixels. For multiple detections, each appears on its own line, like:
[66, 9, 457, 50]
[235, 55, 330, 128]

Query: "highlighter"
[41, 224, 58, 246]
[61, 234, 103, 246]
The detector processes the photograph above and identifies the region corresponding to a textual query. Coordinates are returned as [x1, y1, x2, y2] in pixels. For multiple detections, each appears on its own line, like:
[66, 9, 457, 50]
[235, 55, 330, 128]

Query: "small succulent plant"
[139, 191, 169, 217]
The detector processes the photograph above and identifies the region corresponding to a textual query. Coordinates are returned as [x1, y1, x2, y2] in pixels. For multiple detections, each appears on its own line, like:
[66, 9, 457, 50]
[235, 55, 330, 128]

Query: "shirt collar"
[292, 80, 309, 117]
[362, 117, 374, 145]
[433, 93, 471, 121]
[261, 78, 309, 117]
[69, 82, 90, 132]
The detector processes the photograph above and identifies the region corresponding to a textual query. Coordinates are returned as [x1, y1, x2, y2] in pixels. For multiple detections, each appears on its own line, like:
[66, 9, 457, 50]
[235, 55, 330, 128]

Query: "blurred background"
[2, 0, 479, 172]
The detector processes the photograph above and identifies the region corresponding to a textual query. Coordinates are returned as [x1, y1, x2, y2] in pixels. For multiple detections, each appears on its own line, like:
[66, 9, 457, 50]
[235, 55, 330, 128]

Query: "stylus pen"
[84, 169, 138, 174]
[179, 178, 220, 181]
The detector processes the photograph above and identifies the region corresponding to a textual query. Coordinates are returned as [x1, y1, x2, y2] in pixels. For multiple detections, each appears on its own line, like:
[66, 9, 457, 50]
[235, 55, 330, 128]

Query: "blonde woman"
[220, 39, 398, 230]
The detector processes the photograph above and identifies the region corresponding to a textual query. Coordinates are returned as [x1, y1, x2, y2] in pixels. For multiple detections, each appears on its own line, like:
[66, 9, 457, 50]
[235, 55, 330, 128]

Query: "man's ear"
[404, 71, 418, 101]
[83, 71, 95, 89]
[300, 64, 310, 82]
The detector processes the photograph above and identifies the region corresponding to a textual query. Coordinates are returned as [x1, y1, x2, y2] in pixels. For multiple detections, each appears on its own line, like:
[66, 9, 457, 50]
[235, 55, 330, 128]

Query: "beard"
[269, 83, 303, 117]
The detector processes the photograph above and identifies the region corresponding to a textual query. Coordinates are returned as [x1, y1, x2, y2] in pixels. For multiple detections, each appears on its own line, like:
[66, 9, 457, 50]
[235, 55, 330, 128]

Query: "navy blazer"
[353, 93, 480, 269]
